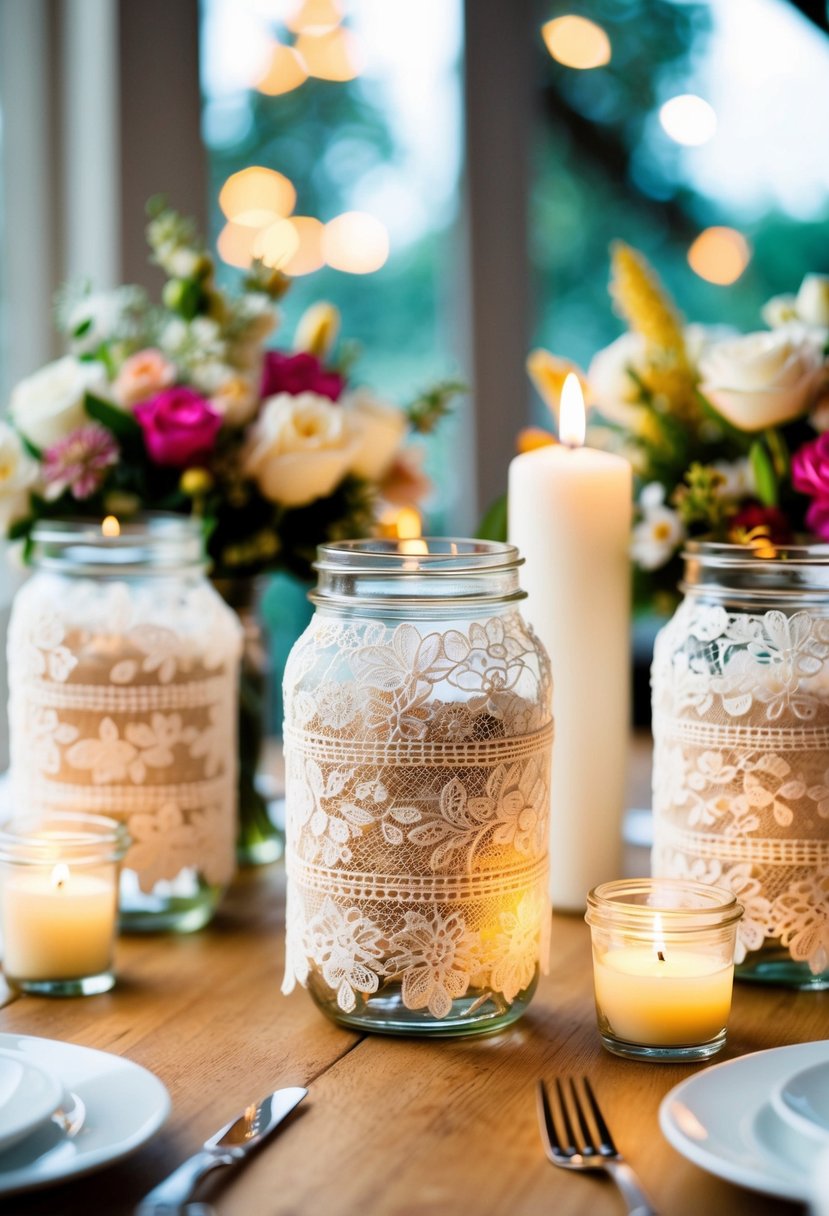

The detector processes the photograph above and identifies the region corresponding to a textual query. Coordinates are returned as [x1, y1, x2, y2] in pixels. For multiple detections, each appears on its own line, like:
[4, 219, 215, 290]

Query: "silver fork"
[536, 1077, 659, 1216]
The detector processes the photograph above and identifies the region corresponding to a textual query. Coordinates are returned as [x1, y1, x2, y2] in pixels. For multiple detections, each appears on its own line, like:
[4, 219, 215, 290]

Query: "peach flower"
[115, 349, 176, 409]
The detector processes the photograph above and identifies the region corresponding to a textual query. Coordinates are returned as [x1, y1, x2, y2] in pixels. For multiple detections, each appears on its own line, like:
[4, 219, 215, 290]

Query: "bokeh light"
[256, 42, 308, 96]
[282, 216, 325, 276]
[659, 94, 718, 147]
[253, 219, 301, 269]
[541, 16, 611, 70]
[323, 211, 389, 273]
[217, 220, 260, 268]
[687, 227, 751, 285]
[296, 28, 361, 81]
[286, 0, 343, 36]
[219, 167, 296, 228]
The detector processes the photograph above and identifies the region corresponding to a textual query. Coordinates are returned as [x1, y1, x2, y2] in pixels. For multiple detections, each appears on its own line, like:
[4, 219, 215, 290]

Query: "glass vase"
[281, 539, 554, 1036]
[213, 578, 285, 866]
[651, 540, 829, 989]
[7, 516, 241, 933]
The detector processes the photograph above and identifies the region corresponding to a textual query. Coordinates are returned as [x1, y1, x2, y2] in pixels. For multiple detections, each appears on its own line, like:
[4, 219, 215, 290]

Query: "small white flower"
[639, 482, 667, 511]
[631, 504, 685, 571]
[167, 248, 202, 279]
[762, 294, 799, 330]
[710, 457, 754, 501]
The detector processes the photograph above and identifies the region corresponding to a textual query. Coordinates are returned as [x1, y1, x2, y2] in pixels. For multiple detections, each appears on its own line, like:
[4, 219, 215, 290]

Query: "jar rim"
[681, 538, 829, 603]
[0, 811, 129, 865]
[30, 514, 206, 575]
[315, 538, 523, 573]
[585, 877, 743, 931]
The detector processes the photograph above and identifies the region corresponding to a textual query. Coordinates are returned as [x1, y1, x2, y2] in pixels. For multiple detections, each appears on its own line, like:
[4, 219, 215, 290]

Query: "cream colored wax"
[508, 419, 631, 911]
[594, 948, 734, 1045]
[2, 866, 117, 980]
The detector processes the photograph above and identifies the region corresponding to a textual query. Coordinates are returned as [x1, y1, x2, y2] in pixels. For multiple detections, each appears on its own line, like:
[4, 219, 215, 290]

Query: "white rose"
[698, 331, 822, 432]
[762, 293, 799, 330]
[8, 356, 110, 451]
[587, 333, 649, 432]
[344, 390, 407, 481]
[0, 422, 38, 529]
[796, 274, 829, 329]
[209, 372, 260, 428]
[243, 392, 358, 507]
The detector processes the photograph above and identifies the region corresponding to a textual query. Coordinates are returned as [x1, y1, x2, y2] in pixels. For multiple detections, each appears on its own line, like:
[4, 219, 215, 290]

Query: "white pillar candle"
[1, 862, 117, 981]
[508, 375, 631, 911]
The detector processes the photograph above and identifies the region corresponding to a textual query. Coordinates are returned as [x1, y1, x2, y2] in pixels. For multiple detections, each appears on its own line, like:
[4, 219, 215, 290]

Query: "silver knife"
[134, 1086, 307, 1216]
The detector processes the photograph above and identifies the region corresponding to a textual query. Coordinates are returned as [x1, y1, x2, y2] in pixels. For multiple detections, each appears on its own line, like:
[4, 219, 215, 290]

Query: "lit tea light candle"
[586, 879, 743, 1062]
[0, 813, 127, 996]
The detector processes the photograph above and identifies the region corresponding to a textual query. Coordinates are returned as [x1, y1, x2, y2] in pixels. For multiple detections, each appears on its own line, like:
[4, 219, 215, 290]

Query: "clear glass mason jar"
[8, 517, 241, 933]
[281, 539, 554, 1035]
[585, 878, 742, 1062]
[651, 541, 829, 990]
[0, 811, 128, 995]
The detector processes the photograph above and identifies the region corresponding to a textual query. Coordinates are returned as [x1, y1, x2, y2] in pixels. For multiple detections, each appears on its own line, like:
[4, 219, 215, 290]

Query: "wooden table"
[1, 750, 826, 1216]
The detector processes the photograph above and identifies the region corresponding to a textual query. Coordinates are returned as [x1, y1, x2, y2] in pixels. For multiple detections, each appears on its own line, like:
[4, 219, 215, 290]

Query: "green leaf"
[84, 393, 141, 444]
[477, 493, 508, 543]
[750, 440, 778, 507]
[766, 428, 790, 481]
[7, 517, 32, 541]
[19, 433, 42, 461]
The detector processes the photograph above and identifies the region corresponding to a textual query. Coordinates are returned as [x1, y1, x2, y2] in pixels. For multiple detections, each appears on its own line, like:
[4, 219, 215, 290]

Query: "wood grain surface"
[0, 739, 825, 1216]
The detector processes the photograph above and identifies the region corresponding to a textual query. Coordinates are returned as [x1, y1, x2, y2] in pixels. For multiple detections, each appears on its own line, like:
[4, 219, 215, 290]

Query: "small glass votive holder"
[0, 812, 128, 996]
[585, 878, 743, 1063]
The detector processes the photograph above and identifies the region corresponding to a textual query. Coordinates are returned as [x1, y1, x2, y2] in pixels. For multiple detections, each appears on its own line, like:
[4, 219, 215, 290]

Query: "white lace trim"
[8, 576, 241, 893]
[652, 601, 829, 976]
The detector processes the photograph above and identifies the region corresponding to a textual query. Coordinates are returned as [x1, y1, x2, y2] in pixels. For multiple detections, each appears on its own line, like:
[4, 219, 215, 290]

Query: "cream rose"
[796, 274, 829, 329]
[9, 357, 110, 451]
[344, 390, 407, 481]
[587, 333, 651, 433]
[699, 331, 822, 432]
[243, 392, 358, 507]
[209, 372, 259, 428]
[0, 422, 38, 528]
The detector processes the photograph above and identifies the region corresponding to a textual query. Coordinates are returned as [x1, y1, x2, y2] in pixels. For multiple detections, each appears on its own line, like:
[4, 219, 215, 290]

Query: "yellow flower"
[526, 349, 591, 416]
[294, 302, 340, 359]
[609, 243, 698, 421]
[517, 426, 557, 453]
[180, 467, 214, 497]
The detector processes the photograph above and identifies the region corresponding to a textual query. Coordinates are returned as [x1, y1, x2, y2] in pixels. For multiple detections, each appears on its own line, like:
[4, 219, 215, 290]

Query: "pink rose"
[115, 349, 176, 408]
[792, 434, 829, 540]
[134, 387, 222, 467]
[261, 351, 343, 402]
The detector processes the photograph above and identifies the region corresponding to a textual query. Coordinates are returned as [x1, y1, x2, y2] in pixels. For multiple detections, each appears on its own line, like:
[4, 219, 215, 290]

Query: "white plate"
[660, 1041, 829, 1203]
[0, 1049, 63, 1152]
[0, 1033, 170, 1195]
[773, 1059, 829, 1142]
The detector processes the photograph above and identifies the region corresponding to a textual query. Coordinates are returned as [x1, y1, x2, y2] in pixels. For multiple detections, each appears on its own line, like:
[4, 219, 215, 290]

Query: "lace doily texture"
[8, 573, 242, 893]
[282, 612, 554, 1019]
[652, 601, 829, 977]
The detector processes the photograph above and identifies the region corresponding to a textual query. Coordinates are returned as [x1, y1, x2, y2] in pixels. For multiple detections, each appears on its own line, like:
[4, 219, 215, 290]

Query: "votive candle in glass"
[585, 878, 743, 1062]
[0, 812, 128, 996]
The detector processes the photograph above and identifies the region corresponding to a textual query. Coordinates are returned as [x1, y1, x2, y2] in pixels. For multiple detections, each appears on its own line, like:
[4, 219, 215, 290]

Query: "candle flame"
[654, 912, 667, 962]
[102, 515, 120, 538]
[559, 374, 586, 448]
[51, 862, 70, 890]
[395, 506, 422, 540]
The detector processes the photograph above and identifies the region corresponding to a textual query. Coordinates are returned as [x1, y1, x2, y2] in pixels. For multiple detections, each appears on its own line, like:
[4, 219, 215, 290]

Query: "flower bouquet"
[523, 244, 829, 612]
[2, 199, 459, 862]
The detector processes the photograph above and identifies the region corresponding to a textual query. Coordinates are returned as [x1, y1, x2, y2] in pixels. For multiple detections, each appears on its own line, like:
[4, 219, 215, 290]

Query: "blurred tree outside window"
[531, 0, 829, 395]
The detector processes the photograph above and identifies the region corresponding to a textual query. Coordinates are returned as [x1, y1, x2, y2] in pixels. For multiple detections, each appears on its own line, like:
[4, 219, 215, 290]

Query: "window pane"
[200, 0, 465, 528]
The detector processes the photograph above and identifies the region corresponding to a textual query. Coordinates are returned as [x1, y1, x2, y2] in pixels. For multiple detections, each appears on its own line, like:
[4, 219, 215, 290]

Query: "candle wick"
[657, 950, 665, 963]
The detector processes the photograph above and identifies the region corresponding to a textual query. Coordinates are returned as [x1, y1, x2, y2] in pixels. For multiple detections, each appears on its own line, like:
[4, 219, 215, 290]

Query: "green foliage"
[477, 493, 508, 544]
[749, 440, 778, 507]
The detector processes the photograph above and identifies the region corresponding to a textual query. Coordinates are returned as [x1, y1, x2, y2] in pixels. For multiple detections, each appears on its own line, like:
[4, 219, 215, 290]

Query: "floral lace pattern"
[282, 611, 553, 1019]
[8, 575, 241, 893]
[652, 600, 829, 976]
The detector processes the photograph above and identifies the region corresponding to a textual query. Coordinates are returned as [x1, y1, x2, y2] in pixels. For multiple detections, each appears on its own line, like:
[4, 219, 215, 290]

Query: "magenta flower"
[43, 424, 119, 501]
[134, 387, 222, 467]
[261, 351, 343, 402]
[792, 434, 829, 540]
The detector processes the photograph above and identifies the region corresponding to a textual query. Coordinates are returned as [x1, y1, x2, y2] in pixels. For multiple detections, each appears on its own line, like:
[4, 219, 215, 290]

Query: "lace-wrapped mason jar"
[8, 517, 242, 932]
[652, 541, 829, 989]
[281, 539, 553, 1035]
